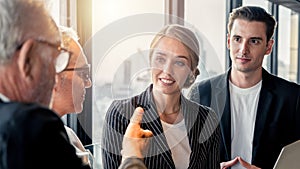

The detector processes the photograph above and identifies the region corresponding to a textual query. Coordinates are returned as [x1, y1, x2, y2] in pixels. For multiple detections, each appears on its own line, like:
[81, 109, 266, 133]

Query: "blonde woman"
[102, 24, 220, 169]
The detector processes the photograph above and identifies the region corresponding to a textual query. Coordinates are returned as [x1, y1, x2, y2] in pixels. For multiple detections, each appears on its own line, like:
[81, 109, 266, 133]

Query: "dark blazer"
[102, 85, 221, 169]
[118, 158, 147, 169]
[189, 68, 300, 169]
[0, 100, 90, 169]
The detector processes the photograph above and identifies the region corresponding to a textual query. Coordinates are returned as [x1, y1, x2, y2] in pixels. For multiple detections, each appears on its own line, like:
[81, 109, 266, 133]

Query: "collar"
[0, 93, 10, 102]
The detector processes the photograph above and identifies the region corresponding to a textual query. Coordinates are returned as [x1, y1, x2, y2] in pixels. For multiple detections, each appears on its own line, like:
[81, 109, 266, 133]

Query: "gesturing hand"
[237, 157, 261, 169]
[121, 107, 153, 160]
[220, 157, 239, 169]
[220, 157, 261, 169]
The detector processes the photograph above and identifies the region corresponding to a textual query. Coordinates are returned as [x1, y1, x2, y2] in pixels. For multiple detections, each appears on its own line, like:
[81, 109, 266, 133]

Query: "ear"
[17, 39, 34, 78]
[192, 68, 200, 77]
[265, 39, 274, 55]
[226, 33, 231, 49]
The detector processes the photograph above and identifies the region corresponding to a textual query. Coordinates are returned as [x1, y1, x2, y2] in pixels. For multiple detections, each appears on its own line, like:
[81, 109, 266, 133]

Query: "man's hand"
[220, 157, 261, 169]
[220, 157, 238, 169]
[237, 157, 261, 169]
[121, 107, 153, 160]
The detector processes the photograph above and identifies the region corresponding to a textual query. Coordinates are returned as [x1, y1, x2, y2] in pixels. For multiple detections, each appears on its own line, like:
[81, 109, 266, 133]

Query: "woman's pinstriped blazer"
[101, 85, 221, 169]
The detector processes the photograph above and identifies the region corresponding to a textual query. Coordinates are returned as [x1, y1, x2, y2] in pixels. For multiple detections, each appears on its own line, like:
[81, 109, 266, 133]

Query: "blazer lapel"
[220, 96, 231, 161]
[144, 108, 175, 168]
[252, 69, 274, 162]
[181, 96, 198, 160]
[136, 86, 175, 168]
[182, 96, 211, 168]
[213, 69, 231, 161]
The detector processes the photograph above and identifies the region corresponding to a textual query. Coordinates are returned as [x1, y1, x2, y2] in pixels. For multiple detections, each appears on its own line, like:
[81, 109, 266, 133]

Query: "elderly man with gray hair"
[0, 0, 90, 168]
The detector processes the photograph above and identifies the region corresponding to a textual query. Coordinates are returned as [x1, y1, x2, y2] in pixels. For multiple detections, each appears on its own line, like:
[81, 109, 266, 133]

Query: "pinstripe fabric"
[118, 158, 147, 169]
[101, 85, 221, 169]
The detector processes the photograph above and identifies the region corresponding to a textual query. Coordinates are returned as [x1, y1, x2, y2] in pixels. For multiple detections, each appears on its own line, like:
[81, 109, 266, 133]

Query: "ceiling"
[268, 0, 300, 13]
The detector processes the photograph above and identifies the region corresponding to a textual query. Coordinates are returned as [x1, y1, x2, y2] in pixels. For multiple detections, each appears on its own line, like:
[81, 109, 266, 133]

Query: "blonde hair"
[150, 24, 200, 88]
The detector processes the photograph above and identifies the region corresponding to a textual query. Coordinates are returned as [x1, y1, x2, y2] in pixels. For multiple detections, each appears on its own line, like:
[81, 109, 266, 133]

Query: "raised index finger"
[130, 107, 144, 124]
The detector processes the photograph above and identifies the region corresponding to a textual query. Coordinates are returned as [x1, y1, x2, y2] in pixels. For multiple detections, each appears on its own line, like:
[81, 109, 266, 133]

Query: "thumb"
[220, 157, 239, 169]
[237, 157, 252, 168]
[141, 129, 153, 138]
[130, 107, 144, 124]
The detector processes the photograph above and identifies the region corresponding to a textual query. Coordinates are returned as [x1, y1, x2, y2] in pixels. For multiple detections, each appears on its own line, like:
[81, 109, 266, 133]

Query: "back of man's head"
[0, 0, 53, 64]
[0, 0, 60, 106]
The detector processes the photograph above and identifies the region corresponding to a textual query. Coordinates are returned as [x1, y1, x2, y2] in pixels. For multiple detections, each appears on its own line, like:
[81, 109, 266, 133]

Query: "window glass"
[242, 0, 269, 10]
[47, 1, 60, 24]
[278, 6, 298, 82]
[289, 12, 299, 82]
[90, 1, 164, 168]
[185, 0, 226, 79]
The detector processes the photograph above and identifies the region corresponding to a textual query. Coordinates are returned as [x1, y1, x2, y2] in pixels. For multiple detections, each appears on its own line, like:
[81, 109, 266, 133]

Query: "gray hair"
[0, 0, 50, 65]
[59, 26, 79, 49]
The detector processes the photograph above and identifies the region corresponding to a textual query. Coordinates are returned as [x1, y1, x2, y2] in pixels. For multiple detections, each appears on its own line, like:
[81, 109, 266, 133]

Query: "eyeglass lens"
[55, 52, 70, 73]
[63, 65, 91, 82]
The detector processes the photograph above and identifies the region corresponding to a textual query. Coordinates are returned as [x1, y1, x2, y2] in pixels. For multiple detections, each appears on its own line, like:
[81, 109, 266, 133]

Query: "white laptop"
[273, 140, 300, 169]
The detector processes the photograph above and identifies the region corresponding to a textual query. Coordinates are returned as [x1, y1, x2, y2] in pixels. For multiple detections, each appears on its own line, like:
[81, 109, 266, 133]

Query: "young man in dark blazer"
[189, 6, 300, 169]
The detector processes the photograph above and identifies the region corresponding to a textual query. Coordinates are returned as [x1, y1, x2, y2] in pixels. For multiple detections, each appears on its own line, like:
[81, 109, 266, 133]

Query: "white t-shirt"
[229, 80, 262, 169]
[64, 126, 91, 166]
[0, 93, 10, 102]
[161, 119, 191, 169]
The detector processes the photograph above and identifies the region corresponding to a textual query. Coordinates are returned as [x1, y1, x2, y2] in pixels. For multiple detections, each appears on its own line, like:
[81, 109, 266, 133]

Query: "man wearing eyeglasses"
[0, 0, 90, 168]
[51, 26, 92, 166]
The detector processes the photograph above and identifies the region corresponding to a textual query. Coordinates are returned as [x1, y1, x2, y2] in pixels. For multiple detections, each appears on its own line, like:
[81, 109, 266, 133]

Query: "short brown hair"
[228, 6, 277, 42]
